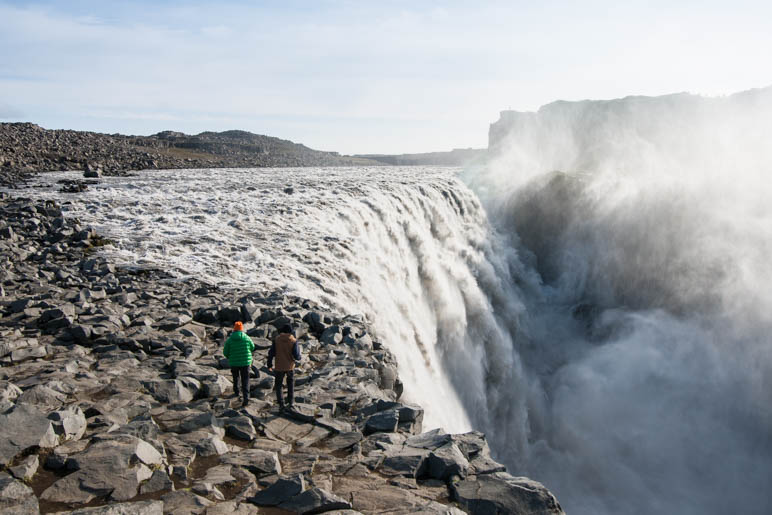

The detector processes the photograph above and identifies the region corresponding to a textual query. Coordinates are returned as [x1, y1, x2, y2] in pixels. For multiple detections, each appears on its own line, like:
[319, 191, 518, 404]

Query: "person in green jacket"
[223, 321, 255, 407]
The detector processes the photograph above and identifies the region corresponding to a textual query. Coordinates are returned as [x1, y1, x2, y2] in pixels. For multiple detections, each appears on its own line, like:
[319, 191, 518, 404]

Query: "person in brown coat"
[267, 324, 301, 411]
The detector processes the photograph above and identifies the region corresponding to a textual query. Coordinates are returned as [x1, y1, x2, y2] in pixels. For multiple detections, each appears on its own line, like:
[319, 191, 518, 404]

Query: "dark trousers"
[231, 366, 249, 401]
[274, 369, 295, 407]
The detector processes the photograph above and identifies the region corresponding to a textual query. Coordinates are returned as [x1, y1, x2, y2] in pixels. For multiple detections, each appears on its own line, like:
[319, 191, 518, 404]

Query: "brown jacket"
[272, 333, 298, 372]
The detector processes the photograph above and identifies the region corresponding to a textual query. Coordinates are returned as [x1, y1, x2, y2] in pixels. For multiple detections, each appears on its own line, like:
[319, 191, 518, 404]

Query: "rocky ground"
[0, 123, 382, 188]
[0, 185, 564, 514]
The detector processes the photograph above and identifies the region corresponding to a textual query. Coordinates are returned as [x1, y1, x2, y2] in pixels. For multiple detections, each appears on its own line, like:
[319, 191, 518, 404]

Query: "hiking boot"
[231, 391, 240, 399]
[241, 399, 249, 407]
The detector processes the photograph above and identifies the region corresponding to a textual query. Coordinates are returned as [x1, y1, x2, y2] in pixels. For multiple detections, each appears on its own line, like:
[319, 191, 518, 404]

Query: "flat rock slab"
[0, 403, 58, 466]
[278, 452, 319, 476]
[221, 449, 281, 477]
[334, 476, 455, 514]
[261, 416, 330, 447]
[452, 472, 565, 515]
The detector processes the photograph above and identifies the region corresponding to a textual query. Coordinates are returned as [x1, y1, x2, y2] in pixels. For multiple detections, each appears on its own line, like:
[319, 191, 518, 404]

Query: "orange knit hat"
[233, 321, 244, 331]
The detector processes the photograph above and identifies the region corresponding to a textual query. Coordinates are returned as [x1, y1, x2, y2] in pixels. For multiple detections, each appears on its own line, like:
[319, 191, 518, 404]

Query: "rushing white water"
[21, 167, 531, 442]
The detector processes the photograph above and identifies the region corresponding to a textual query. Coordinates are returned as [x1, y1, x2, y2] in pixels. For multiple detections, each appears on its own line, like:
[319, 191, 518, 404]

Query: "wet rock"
[0, 473, 39, 514]
[84, 162, 103, 178]
[0, 404, 58, 466]
[248, 474, 304, 506]
[451, 472, 564, 515]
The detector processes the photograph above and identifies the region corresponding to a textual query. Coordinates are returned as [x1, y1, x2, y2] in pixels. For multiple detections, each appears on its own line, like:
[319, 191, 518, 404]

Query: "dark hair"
[280, 324, 293, 334]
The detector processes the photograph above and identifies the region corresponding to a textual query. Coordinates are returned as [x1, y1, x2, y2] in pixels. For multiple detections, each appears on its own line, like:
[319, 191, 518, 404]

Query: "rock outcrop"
[0, 192, 564, 514]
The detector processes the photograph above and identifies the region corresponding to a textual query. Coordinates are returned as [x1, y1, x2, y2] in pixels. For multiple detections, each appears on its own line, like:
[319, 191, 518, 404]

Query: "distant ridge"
[0, 123, 382, 182]
[356, 148, 486, 166]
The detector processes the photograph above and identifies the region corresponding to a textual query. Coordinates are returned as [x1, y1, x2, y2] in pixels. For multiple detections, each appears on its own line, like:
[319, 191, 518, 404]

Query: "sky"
[1, 0, 771, 154]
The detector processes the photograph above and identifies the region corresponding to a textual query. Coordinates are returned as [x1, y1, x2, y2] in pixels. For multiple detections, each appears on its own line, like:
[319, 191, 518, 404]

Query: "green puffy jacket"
[223, 331, 255, 367]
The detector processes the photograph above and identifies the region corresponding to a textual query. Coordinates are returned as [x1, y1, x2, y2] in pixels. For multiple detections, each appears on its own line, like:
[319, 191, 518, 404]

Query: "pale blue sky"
[1, 1, 771, 153]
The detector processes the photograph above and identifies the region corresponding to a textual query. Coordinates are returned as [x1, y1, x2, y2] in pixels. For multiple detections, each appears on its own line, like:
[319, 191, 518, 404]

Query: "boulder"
[249, 474, 304, 506]
[143, 379, 197, 404]
[221, 449, 282, 477]
[48, 405, 87, 442]
[0, 404, 58, 466]
[0, 381, 22, 402]
[217, 305, 243, 323]
[427, 442, 470, 480]
[405, 428, 452, 450]
[83, 163, 103, 178]
[9, 454, 38, 481]
[365, 409, 400, 434]
[225, 415, 258, 441]
[157, 314, 192, 331]
[380, 452, 428, 478]
[139, 469, 174, 495]
[41, 435, 162, 504]
[171, 411, 225, 437]
[320, 325, 343, 345]
[451, 472, 564, 515]
[0, 474, 39, 514]
[161, 490, 213, 514]
[325, 431, 363, 451]
[279, 487, 352, 513]
[195, 434, 229, 457]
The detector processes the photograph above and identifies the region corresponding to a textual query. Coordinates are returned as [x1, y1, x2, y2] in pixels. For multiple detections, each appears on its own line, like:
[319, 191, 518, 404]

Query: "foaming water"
[22, 167, 531, 439]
